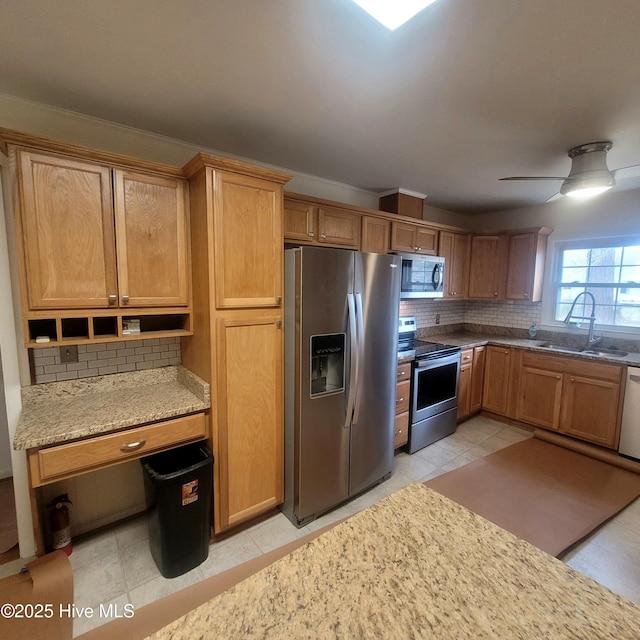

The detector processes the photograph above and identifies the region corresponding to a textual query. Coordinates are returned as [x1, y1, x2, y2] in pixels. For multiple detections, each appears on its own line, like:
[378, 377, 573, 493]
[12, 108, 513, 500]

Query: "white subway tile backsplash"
[32, 337, 182, 384]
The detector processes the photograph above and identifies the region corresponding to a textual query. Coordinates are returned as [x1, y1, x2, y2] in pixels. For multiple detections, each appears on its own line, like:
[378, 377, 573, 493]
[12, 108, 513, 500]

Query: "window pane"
[621, 246, 640, 265]
[620, 266, 640, 283]
[588, 247, 621, 267]
[615, 305, 640, 327]
[584, 265, 619, 284]
[559, 266, 588, 283]
[562, 249, 590, 267]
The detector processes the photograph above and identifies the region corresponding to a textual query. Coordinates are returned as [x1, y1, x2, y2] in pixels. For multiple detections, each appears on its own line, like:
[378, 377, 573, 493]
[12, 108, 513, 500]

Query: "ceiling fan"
[500, 141, 640, 201]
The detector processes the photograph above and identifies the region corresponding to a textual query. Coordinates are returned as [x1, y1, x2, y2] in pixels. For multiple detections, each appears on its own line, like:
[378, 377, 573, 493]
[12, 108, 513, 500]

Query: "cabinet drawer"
[461, 349, 473, 364]
[29, 412, 207, 486]
[397, 362, 412, 382]
[394, 412, 409, 448]
[396, 380, 410, 414]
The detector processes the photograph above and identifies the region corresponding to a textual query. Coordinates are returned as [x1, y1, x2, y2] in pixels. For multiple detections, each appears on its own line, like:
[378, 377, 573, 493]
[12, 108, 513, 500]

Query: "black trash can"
[142, 442, 213, 578]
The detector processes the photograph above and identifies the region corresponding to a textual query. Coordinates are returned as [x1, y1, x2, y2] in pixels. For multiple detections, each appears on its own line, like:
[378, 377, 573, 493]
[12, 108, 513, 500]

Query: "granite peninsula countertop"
[14, 366, 210, 450]
[147, 483, 640, 639]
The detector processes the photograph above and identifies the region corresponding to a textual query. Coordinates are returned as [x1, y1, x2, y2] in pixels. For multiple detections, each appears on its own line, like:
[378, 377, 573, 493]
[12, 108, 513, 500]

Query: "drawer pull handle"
[120, 439, 146, 452]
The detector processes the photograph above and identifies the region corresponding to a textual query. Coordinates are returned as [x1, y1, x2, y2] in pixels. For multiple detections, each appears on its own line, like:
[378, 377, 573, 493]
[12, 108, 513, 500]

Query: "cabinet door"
[114, 170, 190, 307]
[559, 375, 621, 448]
[516, 366, 563, 430]
[215, 313, 283, 530]
[213, 171, 283, 308]
[457, 359, 473, 420]
[468, 235, 508, 299]
[283, 200, 316, 243]
[361, 216, 390, 254]
[439, 231, 470, 298]
[414, 226, 438, 255]
[482, 346, 512, 415]
[505, 232, 536, 301]
[317, 207, 360, 248]
[390, 221, 416, 253]
[18, 150, 117, 309]
[469, 346, 486, 414]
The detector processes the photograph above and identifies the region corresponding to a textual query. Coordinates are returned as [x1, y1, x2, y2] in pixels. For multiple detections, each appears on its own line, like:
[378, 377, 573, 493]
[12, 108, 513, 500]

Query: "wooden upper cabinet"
[439, 231, 470, 298]
[361, 216, 390, 254]
[18, 150, 117, 309]
[113, 170, 190, 307]
[505, 229, 551, 302]
[213, 170, 283, 308]
[390, 221, 438, 255]
[283, 199, 316, 243]
[317, 207, 360, 248]
[468, 234, 509, 299]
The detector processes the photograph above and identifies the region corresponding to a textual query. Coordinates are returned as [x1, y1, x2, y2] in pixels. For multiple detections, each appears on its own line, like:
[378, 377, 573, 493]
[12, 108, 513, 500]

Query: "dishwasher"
[619, 367, 640, 461]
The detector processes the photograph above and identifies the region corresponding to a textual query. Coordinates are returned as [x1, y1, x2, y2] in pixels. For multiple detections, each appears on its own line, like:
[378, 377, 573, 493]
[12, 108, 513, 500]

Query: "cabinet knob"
[276, 296, 282, 304]
[556, 375, 561, 380]
[122, 295, 129, 304]
[570, 377, 575, 382]
[108, 294, 117, 305]
[276, 320, 282, 328]
[494, 292, 499, 296]
[309, 231, 315, 237]
[523, 294, 529, 299]
[396, 397, 404, 403]
[320, 234, 327, 239]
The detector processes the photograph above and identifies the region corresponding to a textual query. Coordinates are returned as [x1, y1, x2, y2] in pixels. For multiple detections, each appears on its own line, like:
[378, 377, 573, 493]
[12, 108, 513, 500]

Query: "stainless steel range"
[398, 317, 461, 453]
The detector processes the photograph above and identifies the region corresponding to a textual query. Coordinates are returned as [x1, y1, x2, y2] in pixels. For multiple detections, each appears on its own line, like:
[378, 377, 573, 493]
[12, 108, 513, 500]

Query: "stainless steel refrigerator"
[281, 246, 401, 527]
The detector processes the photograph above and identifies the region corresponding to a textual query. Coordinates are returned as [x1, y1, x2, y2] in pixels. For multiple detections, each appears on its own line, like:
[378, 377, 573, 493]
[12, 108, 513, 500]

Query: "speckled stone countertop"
[14, 366, 210, 450]
[147, 483, 640, 640]
[429, 331, 640, 366]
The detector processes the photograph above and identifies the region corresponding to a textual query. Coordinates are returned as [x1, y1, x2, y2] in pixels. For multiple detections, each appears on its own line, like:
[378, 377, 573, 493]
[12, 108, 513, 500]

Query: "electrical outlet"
[60, 345, 78, 363]
[435, 313, 440, 325]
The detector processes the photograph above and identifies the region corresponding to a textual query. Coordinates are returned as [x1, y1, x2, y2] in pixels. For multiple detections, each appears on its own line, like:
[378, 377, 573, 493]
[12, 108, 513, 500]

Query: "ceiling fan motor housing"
[561, 141, 615, 195]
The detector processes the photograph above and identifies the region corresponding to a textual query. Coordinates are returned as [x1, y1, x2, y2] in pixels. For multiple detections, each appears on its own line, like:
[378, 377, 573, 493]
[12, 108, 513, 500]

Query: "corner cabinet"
[181, 153, 291, 534]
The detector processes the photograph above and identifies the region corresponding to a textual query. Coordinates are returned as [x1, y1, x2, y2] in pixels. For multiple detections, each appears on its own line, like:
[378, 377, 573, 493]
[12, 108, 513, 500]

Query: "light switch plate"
[60, 345, 78, 363]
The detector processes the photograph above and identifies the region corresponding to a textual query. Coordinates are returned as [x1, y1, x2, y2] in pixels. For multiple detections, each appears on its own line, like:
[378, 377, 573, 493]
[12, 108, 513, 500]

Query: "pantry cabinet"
[181, 153, 291, 533]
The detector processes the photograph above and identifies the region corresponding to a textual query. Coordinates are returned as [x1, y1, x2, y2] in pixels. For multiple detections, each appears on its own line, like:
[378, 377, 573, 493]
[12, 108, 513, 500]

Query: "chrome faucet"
[563, 291, 602, 348]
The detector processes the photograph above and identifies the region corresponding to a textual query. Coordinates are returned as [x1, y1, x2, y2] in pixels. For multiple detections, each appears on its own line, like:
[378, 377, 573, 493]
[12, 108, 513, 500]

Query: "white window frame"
[542, 236, 640, 338]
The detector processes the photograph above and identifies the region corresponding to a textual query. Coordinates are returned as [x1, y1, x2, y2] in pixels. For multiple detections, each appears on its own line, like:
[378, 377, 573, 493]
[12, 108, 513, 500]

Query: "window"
[554, 240, 640, 329]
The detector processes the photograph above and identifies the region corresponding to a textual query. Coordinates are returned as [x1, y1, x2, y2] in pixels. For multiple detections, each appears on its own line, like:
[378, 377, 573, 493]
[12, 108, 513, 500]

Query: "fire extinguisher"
[49, 494, 73, 556]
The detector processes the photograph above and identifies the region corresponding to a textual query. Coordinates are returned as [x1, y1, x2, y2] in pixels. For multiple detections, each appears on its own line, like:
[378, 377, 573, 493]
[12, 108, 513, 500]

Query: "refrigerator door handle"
[345, 293, 358, 429]
[353, 292, 365, 423]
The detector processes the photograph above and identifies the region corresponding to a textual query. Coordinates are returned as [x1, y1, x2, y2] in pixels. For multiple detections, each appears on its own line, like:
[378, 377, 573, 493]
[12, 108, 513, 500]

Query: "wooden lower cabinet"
[513, 350, 623, 448]
[458, 346, 486, 421]
[394, 363, 412, 448]
[215, 313, 284, 530]
[482, 346, 513, 416]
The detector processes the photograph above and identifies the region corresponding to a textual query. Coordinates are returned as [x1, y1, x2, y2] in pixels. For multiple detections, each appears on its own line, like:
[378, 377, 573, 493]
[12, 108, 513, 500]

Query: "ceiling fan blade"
[613, 164, 640, 179]
[546, 192, 564, 203]
[499, 176, 566, 181]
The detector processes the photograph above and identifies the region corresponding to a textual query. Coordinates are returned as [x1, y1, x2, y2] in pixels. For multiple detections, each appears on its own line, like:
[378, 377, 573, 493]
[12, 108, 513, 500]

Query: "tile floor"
[66, 416, 640, 637]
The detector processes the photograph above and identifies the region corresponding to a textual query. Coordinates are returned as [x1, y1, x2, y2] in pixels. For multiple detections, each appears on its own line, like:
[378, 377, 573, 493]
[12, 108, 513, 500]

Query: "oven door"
[411, 352, 460, 425]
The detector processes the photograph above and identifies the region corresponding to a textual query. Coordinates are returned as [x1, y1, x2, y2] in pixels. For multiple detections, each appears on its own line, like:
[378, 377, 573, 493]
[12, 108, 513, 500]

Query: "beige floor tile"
[246, 511, 306, 554]
[128, 565, 204, 609]
[69, 529, 118, 571]
[120, 537, 162, 591]
[198, 533, 262, 579]
[73, 551, 127, 609]
[393, 452, 439, 481]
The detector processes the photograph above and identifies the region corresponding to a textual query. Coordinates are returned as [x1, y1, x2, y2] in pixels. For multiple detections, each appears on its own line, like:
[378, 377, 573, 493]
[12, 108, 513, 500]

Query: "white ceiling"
[2, 0, 640, 214]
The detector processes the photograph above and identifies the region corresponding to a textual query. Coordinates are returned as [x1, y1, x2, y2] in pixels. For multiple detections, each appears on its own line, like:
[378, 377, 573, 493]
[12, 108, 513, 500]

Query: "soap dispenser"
[528, 323, 538, 339]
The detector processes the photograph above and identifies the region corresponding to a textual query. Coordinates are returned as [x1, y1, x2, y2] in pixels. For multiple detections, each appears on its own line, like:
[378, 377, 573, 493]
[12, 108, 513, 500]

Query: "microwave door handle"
[353, 292, 365, 424]
[432, 263, 442, 291]
[345, 293, 357, 429]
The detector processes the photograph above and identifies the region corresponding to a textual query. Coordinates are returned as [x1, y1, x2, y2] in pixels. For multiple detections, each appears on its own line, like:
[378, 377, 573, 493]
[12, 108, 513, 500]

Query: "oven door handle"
[345, 293, 357, 429]
[415, 353, 461, 370]
[352, 292, 365, 424]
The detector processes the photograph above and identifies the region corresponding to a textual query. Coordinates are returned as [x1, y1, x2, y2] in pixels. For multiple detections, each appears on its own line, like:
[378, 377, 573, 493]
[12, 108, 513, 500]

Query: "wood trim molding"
[182, 153, 292, 184]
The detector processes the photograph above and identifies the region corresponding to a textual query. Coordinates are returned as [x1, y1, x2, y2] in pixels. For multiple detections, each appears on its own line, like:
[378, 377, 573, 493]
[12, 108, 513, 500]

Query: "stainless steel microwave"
[398, 254, 445, 298]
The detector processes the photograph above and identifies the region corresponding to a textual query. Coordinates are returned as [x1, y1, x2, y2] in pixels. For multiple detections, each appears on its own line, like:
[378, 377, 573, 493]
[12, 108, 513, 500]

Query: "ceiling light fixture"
[351, 0, 439, 31]
[559, 142, 615, 198]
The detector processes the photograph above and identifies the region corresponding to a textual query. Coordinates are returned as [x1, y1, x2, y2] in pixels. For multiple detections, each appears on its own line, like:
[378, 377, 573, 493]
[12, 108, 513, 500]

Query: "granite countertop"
[14, 365, 210, 450]
[147, 483, 640, 639]
[429, 331, 640, 366]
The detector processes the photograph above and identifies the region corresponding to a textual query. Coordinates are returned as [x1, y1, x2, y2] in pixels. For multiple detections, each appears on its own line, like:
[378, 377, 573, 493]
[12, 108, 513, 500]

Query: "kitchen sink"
[537, 343, 582, 353]
[580, 348, 629, 357]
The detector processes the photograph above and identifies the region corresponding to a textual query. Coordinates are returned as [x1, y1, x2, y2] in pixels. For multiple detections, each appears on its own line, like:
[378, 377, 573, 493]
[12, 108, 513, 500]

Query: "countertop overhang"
[14, 366, 210, 451]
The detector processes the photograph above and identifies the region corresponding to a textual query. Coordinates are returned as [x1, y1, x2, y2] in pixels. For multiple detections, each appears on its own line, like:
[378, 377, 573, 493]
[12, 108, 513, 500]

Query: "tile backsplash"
[31, 337, 181, 384]
[399, 299, 542, 331]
